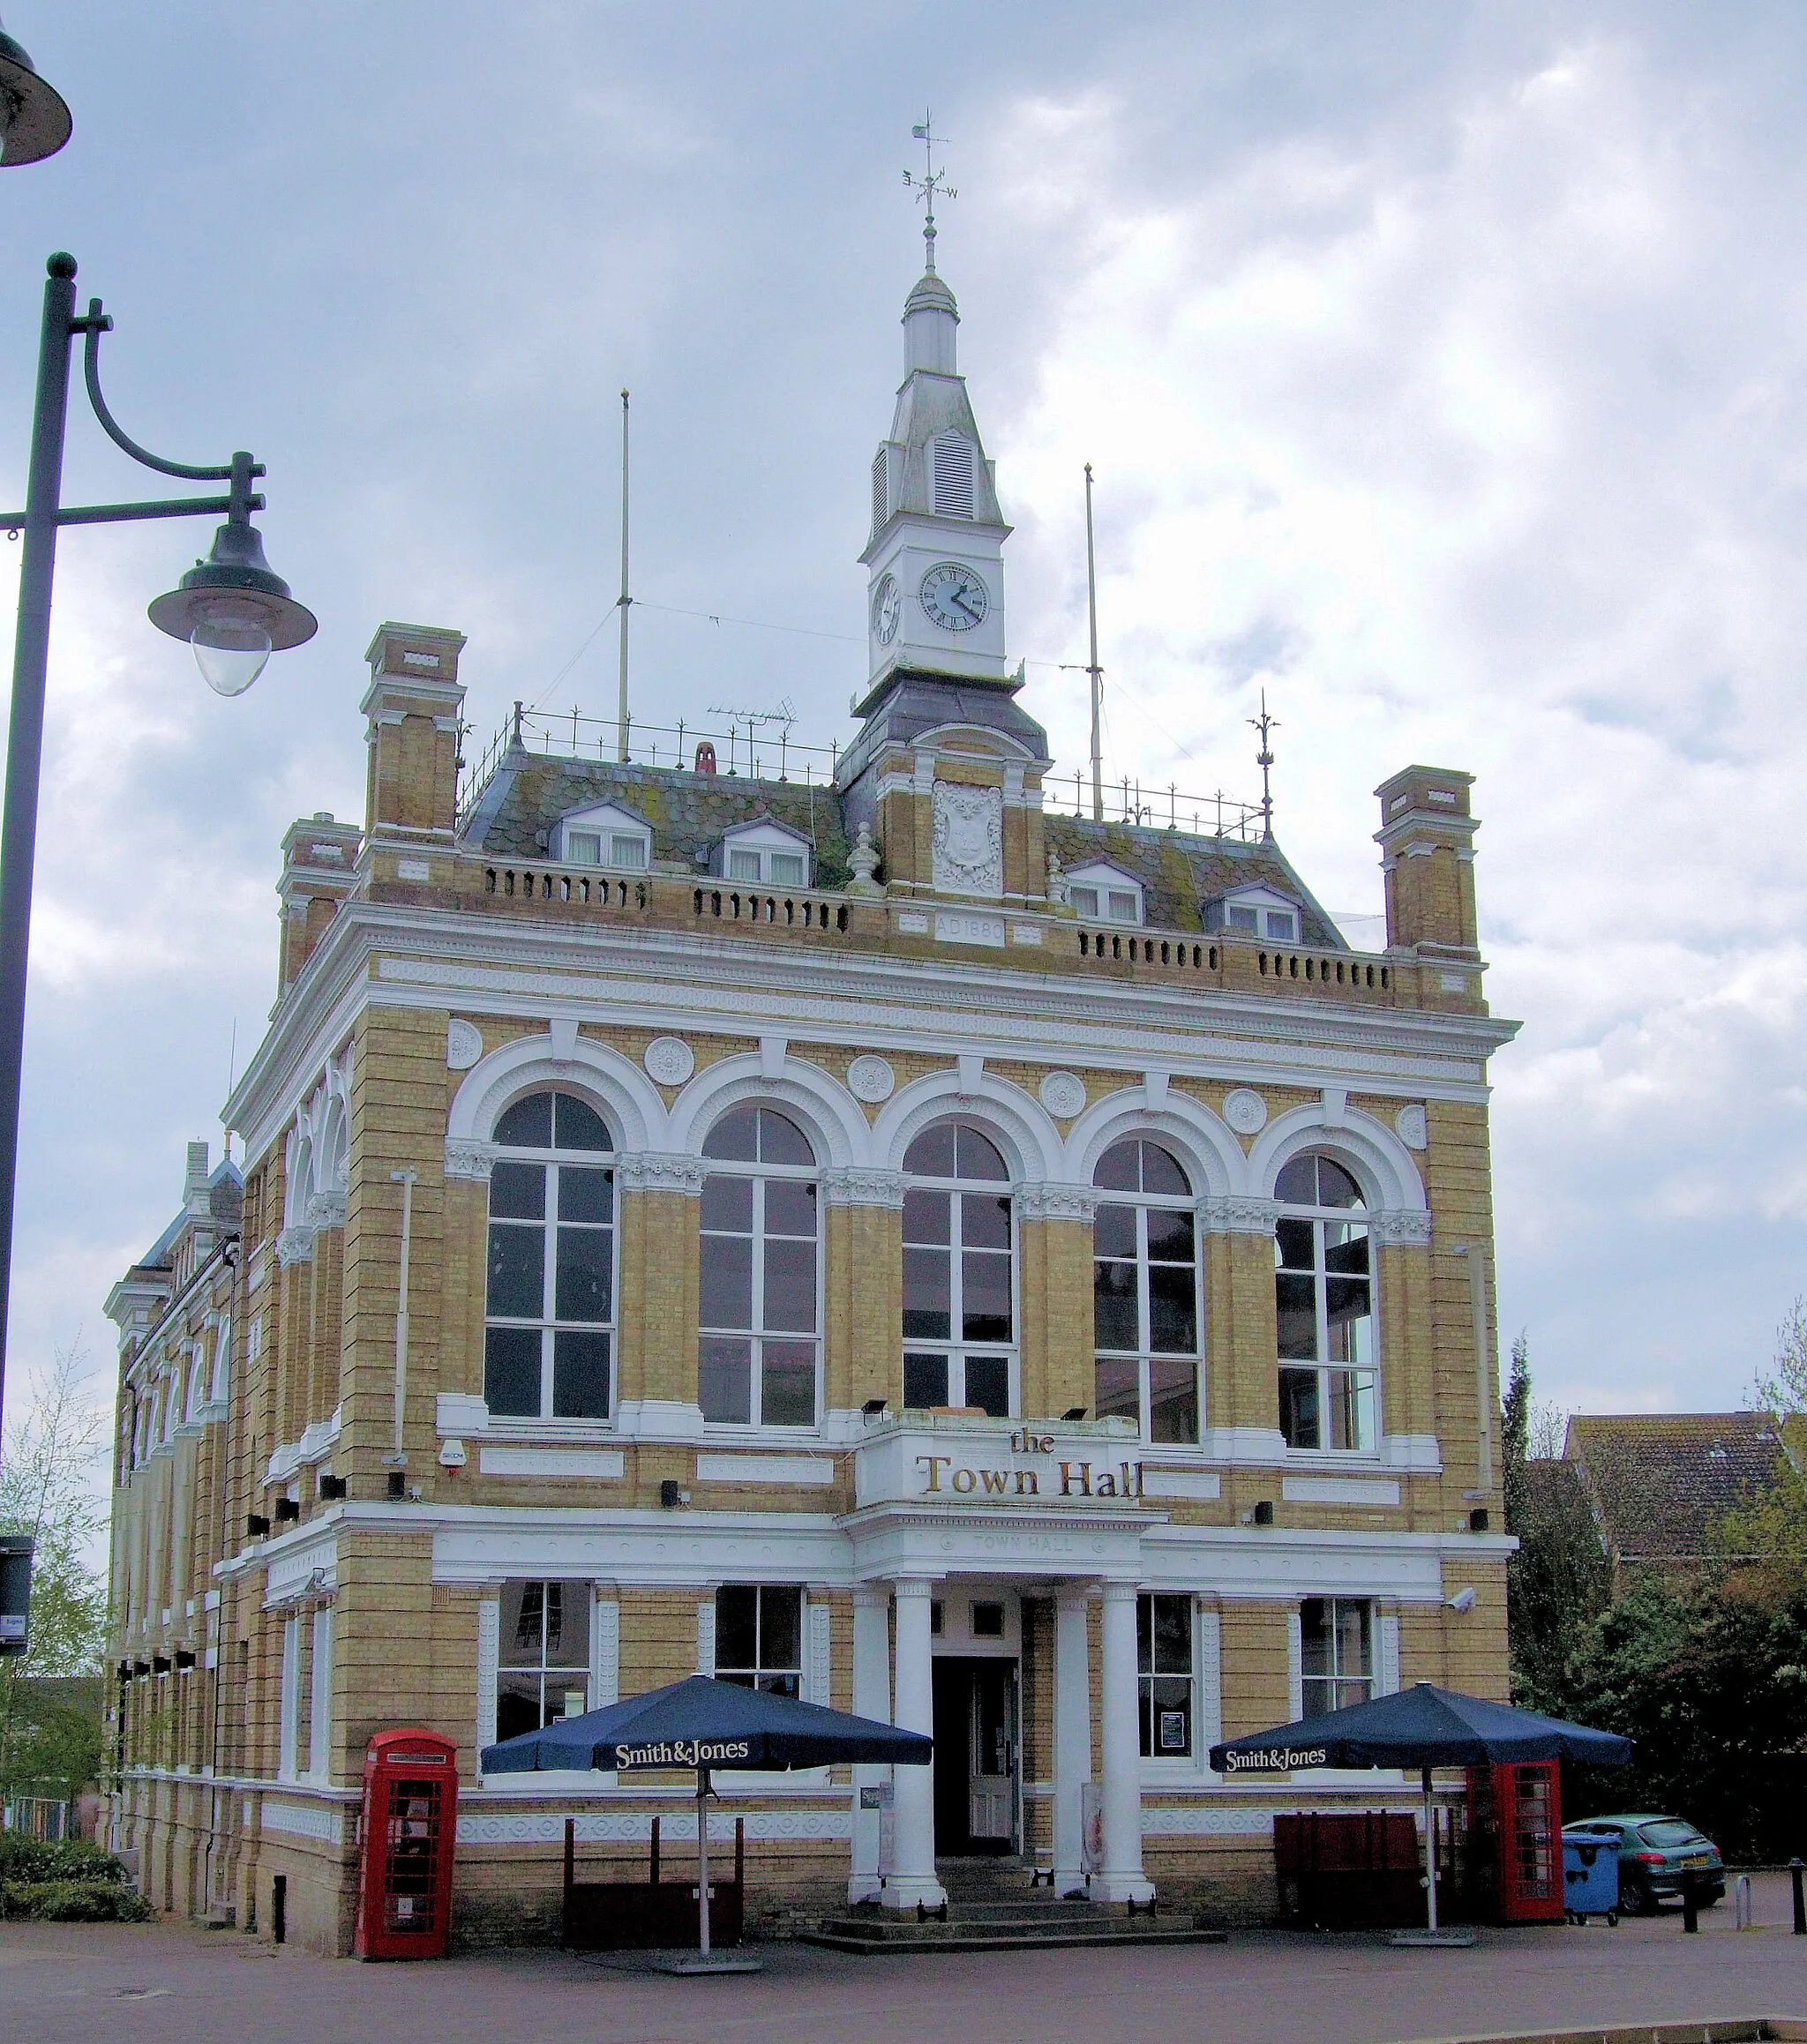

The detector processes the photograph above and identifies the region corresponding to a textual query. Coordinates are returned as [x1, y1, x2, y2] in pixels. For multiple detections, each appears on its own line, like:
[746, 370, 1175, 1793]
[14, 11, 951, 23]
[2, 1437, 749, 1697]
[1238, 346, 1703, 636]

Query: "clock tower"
[858, 236, 1012, 708]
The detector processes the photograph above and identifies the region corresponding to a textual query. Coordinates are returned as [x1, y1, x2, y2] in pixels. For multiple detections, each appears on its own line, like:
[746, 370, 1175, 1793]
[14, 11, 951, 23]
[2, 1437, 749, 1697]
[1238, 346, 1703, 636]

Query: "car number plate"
[1682, 1853, 1710, 1867]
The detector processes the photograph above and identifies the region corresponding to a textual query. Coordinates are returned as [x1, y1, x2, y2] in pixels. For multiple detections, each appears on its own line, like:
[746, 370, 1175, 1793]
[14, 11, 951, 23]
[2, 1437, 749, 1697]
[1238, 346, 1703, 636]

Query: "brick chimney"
[1374, 767, 1480, 960]
[362, 623, 467, 841]
[278, 811, 362, 992]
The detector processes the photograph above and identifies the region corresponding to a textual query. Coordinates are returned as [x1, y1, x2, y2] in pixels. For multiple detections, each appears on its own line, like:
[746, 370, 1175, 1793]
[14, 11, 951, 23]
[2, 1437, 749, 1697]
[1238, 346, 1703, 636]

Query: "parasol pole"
[697, 1765, 712, 1955]
[1421, 1763, 1437, 1933]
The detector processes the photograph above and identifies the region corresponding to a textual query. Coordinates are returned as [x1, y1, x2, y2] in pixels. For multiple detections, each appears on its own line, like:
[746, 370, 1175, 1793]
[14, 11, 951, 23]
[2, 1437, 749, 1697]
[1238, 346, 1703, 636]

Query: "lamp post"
[0, 251, 315, 1423]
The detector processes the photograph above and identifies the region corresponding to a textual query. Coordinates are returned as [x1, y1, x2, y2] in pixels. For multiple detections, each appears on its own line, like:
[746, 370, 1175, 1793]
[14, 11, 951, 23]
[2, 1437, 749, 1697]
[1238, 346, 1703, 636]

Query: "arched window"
[1274, 1152, 1375, 1451]
[901, 1119, 1014, 1418]
[699, 1106, 820, 1427]
[1092, 1137, 1199, 1443]
[484, 1089, 616, 1421]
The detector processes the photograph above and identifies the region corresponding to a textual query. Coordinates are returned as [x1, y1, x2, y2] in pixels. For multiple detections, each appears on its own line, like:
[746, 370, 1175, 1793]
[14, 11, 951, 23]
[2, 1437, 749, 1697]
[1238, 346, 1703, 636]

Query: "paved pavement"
[2, 1874, 1803, 2044]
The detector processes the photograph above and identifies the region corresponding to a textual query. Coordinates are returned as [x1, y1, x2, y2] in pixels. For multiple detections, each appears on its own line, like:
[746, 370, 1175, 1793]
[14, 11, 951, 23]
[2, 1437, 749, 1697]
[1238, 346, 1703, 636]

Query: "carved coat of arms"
[932, 782, 1003, 896]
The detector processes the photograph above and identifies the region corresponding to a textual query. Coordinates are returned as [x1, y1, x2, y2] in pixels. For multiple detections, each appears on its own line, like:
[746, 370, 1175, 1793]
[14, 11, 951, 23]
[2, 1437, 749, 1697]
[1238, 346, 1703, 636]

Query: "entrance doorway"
[931, 1658, 1018, 1855]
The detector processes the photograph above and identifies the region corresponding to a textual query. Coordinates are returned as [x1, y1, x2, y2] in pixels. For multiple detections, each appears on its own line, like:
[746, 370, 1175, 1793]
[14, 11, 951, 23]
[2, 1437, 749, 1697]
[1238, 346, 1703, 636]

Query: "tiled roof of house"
[1563, 1411, 1788, 1563]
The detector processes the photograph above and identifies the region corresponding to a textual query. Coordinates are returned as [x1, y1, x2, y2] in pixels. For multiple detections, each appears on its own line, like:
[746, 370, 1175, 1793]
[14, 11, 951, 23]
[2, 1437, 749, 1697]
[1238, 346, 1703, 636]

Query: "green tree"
[1502, 1336, 1608, 1715]
[1723, 1297, 1807, 1599]
[0, 1344, 109, 1803]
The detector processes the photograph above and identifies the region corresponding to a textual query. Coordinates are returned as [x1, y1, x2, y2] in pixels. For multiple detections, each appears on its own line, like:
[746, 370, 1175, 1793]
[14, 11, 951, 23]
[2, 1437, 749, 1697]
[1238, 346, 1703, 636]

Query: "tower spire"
[904, 109, 956, 273]
[1249, 691, 1278, 837]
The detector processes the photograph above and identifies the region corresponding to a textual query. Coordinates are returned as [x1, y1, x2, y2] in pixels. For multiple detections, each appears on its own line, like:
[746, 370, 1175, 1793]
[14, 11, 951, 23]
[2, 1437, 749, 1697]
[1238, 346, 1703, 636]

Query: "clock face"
[918, 560, 990, 633]
[872, 573, 901, 645]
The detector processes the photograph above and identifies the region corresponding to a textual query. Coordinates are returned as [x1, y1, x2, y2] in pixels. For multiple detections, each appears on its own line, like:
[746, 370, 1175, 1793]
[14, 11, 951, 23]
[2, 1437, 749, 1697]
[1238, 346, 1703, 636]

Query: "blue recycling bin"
[1562, 1827, 1622, 1922]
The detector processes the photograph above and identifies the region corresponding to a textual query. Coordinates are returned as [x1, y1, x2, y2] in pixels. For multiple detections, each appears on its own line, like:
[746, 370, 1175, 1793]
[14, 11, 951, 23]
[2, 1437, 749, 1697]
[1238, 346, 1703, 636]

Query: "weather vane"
[903, 109, 956, 271]
[1249, 691, 1278, 837]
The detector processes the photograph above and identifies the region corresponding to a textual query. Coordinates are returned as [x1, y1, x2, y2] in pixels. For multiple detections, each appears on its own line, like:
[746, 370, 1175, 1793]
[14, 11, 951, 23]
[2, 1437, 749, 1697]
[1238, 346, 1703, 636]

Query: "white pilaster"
[306, 1606, 334, 1782]
[1094, 1580, 1153, 1904]
[849, 1586, 892, 1903]
[1053, 1585, 1093, 1895]
[886, 1578, 945, 1911]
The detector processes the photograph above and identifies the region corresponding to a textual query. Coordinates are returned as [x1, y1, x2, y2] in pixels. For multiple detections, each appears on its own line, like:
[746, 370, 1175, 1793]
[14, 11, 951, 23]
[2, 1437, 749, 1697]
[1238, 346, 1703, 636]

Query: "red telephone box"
[1467, 1760, 1563, 1923]
[354, 1729, 458, 1959]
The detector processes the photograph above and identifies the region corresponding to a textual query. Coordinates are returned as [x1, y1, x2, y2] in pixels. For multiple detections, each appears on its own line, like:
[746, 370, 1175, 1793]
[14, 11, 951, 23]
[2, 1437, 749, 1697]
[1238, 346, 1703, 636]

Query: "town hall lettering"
[914, 1440, 1144, 1501]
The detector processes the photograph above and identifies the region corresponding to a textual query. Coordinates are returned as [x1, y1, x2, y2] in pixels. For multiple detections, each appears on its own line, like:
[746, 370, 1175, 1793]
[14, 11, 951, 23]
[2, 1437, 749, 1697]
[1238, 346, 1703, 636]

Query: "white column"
[306, 1606, 334, 1782]
[1053, 1585, 1093, 1895]
[1095, 1580, 1153, 1904]
[849, 1586, 891, 1903]
[886, 1578, 945, 1911]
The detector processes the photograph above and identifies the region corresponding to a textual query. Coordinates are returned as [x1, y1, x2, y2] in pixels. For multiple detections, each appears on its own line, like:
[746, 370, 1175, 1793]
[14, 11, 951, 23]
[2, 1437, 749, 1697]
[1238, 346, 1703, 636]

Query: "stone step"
[801, 1923, 1228, 1957]
[820, 1907, 1112, 1938]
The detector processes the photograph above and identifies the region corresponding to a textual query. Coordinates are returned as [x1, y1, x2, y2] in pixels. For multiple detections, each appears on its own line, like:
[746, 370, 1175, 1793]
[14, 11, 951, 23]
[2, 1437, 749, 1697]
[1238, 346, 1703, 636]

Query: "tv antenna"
[904, 109, 956, 271]
[708, 700, 798, 780]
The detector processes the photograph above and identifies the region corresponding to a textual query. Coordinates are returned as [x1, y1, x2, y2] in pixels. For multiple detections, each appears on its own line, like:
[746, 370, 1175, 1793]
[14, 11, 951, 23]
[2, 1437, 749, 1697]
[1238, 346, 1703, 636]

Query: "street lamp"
[0, 24, 71, 168]
[0, 252, 315, 1418]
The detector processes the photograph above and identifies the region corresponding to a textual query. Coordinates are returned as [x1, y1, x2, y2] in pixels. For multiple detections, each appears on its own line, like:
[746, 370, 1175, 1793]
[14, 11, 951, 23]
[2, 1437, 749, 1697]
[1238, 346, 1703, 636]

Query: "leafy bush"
[1, 1876, 150, 1922]
[0, 1833, 127, 1885]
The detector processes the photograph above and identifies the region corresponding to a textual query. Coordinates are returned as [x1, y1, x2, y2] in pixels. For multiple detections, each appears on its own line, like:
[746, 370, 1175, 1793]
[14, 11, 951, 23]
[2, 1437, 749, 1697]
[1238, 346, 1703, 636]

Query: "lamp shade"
[0, 30, 71, 167]
[148, 520, 317, 695]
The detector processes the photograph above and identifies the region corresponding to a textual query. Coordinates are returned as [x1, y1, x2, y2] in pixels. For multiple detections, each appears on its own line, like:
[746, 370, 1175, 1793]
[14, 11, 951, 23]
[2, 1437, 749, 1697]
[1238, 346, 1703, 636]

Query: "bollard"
[1681, 1873, 1699, 1933]
[1735, 1875, 1753, 1931]
[1792, 1858, 1806, 1935]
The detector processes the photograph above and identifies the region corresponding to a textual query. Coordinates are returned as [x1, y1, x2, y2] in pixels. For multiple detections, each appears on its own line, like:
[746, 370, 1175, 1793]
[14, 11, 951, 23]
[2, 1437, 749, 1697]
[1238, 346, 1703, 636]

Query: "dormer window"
[719, 820, 813, 889]
[1065, 860, 1143, 925]
[553, 802, 652, 872]
[1209, 883, 1302, 944]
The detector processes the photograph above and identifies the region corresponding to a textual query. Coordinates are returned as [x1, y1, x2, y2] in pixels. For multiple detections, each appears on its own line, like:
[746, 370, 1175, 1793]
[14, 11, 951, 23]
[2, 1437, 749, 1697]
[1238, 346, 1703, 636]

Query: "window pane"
[496, 1671, 545, 1741]
[962, 1252, 1012, 1341]
[554, 1094, 612, 1152]
[610, 835, 647, 868]
[1140, 1142, 1190, 1196]
[559, 1165, 613, 1224]
[1275, 1217, 1316, 1272]
[1317, 1159, 1363, 1209]
[700, 1337, 753, 1423]
[1151, 1595, 1192, 1673]
[902, 1187, 949, 1245]
[758, 1671, 800, 1698]
[490, 1160, 546, 1220]
[1094, 1354, 1139, 1425]
[1226, 903, 1258, 932]
[763, 1178, 818, 1238]
[487, 1223, 544, 1319]
[1264, 910, 1296, 941]
[551, 1331, 610, 1419]
[1150, 1680, 1191, 1755]
[761, 1342, 817, 1426]
[502, 1580, 546, 1661]
[484, 1328, 542, 1417]
[716, 1585, 758, 1671]
[728, 848, 761, 880]
[702, 1108, 759, 1161]
[1145, 1208, 1195, 1263]
[1137, 1595, 1152, 1671]
[1274, 1155, 1316, 1205]
[902, 1247, 951, 1339]
[1093, 1142, 1138, 1193]
[494, 1092, 553, 1149]
[1070, 887, 1099, 917]
[1300, 1599, 1331, 1678]
[759, 1586, 803, 1672]
[545, 1582, 589, 1669]
[1148, 1263, 1197, 1354]
[963, 1354, 1009, 1418]
[1279, 1366, 1320, 1449]
[1334, 1599, 1371, 1680]
[701, 1174, 754, 1232]
[1093, 1262, 1138, 1351]
[1093, 1202, 1136, 1257]
[700, 1235, 753, 1330]
[955, 1126, 1009, 1181]
[757, 1110, 815, 1166]
[762, 1238, 817, 1333]
[1325, 1280, 1372, 1365]
[903, 1122, 956, 1177]
[1107, 891, 1139, 922]
[1324, 1224, 1369, 1277]
[961, 1191, 1011, 1250]
[1276, 1273, 1317, 1359]
[556, 1225, 612, 1322]
[904, 1351, 948, 1409]
[769, 852, 806, 885]
[566, 831, 602, 866]
[1149, 1355, 1198, 1444]
[1326, 1370, 1376, 1451]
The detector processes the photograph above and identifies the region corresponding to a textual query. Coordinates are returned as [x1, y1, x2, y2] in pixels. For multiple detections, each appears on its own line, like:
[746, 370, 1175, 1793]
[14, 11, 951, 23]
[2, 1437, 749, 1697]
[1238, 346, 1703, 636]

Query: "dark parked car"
[1562, 1815, 1725, 1913]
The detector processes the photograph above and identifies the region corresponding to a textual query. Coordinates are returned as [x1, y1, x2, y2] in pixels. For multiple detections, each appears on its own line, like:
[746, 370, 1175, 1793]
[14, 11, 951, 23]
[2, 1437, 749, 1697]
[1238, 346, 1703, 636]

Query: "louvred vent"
[932, 433, 975, 519]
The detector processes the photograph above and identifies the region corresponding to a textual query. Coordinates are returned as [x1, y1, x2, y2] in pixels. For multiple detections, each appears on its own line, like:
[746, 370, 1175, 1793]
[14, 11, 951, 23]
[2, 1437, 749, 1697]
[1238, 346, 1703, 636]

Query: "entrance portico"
[844, 1415, 1160, 1910]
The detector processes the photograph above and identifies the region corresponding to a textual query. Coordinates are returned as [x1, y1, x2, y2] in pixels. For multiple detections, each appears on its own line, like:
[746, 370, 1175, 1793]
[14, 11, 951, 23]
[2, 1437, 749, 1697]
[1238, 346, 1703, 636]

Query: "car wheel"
[1620, 1873, 1657, 1916]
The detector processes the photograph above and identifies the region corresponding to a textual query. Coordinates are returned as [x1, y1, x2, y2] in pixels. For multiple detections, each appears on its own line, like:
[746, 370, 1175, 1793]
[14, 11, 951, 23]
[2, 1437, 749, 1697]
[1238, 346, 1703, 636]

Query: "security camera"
[1446, 1587, 1476, 1614]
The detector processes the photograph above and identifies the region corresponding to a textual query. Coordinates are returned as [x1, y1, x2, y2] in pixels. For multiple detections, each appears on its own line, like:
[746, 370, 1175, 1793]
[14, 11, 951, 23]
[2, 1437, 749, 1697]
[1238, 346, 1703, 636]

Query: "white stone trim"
[694, 1453, 835, 1487]
[806, 1596, 831, 1706]
[1369, 1209, 1433, 1247]
[1015, 1182, 1098, 1224]
[591, 1592, 619, 1710]
[1199, 1196, 1281, 1235]
[476, 1591, 499, 1755]
[614, 1152, 708, 1195]
[306, 1607, 334, 1782]
[444, 1139, 496, 1183]
[477, 1446, 625, 1479]
[261, 1796, 346, 1846]
[1140, 1469, 1220, 1501]
[696, 1598, 716, 1676]
[1282, 1476, 1401, 1507]
[1286, 1609, 1303, 1722]
[1377, 1612, 1401, 1696]
[821, 1167, 907, 1209]
[459, 1808, 851, 1845]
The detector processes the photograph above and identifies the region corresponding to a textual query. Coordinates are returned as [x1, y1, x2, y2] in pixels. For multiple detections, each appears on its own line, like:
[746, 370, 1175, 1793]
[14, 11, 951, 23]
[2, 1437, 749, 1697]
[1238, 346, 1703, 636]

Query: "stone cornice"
[1199, 1196, 1282, 1235]
[821, 1167, 908, 1209]
[1016, 1182, 1099, 1224]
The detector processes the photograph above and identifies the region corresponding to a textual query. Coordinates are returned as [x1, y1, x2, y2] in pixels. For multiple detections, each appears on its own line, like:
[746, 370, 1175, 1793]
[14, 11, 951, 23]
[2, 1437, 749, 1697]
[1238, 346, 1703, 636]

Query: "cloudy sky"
[1, 1, 1802, 1441]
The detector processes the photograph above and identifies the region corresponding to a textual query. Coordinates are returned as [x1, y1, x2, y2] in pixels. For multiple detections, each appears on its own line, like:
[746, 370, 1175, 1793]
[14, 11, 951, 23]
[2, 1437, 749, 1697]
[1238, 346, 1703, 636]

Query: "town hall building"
[102, 223, 1518, 1954]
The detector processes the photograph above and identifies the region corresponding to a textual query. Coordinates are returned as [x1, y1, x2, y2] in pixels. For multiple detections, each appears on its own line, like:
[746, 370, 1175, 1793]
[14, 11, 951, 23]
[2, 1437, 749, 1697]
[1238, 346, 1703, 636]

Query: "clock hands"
[948, 584, 982, 621]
